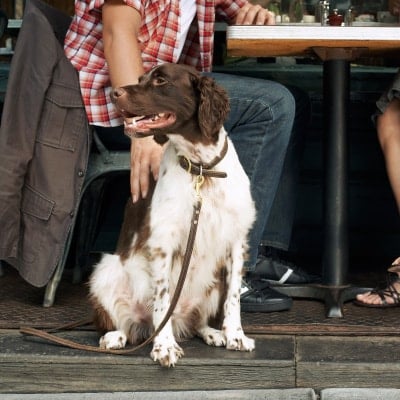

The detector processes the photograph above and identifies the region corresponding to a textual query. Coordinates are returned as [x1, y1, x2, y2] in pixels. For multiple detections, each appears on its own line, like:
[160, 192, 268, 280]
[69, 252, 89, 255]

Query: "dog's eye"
[153, 76, 168, 86]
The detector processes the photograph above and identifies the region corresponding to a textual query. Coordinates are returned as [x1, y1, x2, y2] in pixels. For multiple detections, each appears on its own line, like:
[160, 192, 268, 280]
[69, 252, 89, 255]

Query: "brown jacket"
[0, 0, 91, 286]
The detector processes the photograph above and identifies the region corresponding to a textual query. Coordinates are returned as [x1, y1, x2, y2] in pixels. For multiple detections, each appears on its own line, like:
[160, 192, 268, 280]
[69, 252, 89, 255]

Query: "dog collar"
[178, 136, 228, 178]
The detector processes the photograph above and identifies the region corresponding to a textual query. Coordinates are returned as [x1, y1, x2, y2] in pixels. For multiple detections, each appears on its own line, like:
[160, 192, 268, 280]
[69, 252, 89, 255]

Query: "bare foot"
[355, 258, 400, 307]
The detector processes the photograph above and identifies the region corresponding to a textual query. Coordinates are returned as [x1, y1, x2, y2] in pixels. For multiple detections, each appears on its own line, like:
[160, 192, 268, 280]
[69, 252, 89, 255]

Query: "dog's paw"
[198, 327, 227, 347]
[150, 340, 184, 367]
[226, 333, 255, 352]
[99, 331, 127, 350]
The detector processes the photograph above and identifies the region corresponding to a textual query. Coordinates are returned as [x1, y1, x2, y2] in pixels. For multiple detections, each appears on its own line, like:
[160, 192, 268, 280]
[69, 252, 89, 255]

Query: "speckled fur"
[89, 64, 256, 367]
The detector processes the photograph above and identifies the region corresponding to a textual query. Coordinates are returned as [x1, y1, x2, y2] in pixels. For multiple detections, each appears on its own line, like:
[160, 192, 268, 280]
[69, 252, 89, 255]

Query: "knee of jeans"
[279, 87, 296, 120]
[257, 86, 296, 126]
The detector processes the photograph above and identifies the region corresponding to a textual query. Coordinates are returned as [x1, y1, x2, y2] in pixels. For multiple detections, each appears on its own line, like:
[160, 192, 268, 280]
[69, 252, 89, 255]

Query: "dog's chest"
[149, 145, 251, 255]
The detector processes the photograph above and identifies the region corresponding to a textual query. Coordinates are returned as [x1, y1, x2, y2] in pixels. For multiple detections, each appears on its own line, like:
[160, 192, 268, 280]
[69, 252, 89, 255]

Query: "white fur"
[90, 127, 256, 367]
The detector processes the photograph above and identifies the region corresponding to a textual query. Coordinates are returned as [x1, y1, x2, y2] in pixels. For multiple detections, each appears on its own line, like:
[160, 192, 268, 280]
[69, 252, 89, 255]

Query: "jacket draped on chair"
[0, 0, 91, 287]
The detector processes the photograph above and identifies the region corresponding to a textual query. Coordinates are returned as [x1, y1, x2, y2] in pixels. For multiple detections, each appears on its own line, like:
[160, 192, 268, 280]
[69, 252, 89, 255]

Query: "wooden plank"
[227, 39, 400, 58]
[227, 26, 400, 58]
[298, 362, 400, 389]
[0, 332, 295, 393]
[296, 336, 400, 389]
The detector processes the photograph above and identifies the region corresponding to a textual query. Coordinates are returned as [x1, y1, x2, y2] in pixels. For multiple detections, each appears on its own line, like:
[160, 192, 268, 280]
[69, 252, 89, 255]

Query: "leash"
[20, 197, 202, 355]
[20, 141, 229, 355]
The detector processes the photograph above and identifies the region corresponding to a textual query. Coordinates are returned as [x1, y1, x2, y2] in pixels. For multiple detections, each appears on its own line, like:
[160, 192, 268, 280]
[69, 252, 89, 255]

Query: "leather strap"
[21, 138, 229, 354]
[178, 136, 228, 178]
[20, 199, 203, 356]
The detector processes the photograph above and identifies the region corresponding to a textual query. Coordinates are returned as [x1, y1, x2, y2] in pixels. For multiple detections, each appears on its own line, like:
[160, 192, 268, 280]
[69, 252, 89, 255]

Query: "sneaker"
[248, 247, 321, 285]
[240, 279, 293, 313]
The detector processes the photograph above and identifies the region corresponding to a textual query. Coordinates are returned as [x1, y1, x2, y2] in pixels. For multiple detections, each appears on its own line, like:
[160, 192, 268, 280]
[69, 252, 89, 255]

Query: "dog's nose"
[112, 87, 126, 98]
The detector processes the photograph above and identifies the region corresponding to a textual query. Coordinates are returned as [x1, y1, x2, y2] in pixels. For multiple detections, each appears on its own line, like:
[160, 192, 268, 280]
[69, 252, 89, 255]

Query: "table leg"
[274, 59, 370, 317]
[323, 59, 349, 286]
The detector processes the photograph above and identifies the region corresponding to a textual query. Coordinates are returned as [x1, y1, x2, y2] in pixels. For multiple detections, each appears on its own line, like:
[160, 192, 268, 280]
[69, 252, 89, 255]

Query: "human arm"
[102, 0, 164, 202]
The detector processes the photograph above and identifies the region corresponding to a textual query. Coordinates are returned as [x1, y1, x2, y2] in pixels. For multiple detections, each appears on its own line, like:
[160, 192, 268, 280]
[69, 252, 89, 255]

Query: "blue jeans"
[208, 73, 296, 271]
[260, 85, 310, 253]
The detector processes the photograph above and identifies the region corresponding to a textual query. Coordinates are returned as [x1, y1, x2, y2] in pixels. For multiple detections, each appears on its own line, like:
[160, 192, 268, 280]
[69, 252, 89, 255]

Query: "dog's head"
[110, 63, 230, 144]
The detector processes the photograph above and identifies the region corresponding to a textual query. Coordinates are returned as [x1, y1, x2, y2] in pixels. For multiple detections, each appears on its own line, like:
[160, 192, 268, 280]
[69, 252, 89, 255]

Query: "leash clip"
[195, 166, 205, 198]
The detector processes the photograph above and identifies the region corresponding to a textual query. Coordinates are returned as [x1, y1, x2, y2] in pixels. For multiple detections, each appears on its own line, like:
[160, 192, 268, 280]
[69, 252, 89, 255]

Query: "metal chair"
[43, 135, 130, 307]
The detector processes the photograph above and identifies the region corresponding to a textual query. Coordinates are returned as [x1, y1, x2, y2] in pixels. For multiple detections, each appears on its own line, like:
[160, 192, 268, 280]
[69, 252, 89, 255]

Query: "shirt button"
[77, 170, 84, 177]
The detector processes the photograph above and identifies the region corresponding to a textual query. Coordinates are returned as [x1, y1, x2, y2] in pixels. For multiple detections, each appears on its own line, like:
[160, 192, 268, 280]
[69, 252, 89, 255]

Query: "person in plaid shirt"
[65, 0, 313, 312]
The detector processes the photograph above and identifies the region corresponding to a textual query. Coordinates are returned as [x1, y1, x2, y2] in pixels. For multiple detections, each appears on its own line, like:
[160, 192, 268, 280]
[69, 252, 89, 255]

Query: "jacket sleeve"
[0, 9, 57, 261]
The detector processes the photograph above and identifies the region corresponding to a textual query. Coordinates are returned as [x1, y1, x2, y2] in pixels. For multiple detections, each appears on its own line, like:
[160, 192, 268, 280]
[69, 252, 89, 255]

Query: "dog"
[89, 63, 256, 367]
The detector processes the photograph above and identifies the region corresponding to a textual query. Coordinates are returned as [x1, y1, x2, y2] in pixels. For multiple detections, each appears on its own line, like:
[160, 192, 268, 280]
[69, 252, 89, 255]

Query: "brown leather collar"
[178, 136, 228, 178]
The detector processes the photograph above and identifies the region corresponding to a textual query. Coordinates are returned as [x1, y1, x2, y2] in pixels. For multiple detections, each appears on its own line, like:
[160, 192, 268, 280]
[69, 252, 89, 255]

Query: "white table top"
[226, 25, 400, 58]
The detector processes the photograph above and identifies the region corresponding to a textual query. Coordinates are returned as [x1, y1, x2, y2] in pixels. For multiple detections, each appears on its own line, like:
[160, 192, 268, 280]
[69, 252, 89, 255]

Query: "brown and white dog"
[89, 63, 256, 367]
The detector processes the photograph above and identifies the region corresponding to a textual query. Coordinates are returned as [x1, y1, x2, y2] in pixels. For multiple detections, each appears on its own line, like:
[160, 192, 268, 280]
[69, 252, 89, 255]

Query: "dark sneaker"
[240, 279, 293, 313]
[249, 249, 321, 285]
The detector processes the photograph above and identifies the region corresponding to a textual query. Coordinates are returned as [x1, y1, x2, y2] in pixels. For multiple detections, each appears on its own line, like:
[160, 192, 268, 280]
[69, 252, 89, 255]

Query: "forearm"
[102, 0, 144, 87]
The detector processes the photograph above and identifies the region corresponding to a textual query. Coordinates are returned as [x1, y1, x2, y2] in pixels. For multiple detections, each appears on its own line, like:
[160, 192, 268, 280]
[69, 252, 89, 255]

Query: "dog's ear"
[153, 135, 169, 145]
[196, 76, 230, 138]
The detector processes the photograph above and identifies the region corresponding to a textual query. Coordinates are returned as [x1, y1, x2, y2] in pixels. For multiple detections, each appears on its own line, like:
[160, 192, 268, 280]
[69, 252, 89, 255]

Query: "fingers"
[130, 136, 164, 203]
[235, 4, 275, 25]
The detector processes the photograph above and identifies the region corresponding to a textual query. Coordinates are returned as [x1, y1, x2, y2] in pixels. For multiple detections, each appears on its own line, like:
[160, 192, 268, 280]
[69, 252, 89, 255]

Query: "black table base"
[272, 51, 371, 318]
[273, 284, 371, 318]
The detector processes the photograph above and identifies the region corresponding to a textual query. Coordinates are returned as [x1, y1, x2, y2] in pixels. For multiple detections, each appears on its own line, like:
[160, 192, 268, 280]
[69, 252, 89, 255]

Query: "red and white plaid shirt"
[65, 0, 247, 126]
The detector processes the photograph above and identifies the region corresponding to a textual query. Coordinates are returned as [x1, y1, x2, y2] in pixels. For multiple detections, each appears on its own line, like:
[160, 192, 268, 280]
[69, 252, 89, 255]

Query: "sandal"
[354, 264, 400, 308]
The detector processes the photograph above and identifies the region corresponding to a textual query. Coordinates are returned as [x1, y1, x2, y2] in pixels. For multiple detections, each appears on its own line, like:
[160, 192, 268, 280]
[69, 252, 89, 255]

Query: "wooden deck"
[1, 328, 400, 394]
[2, 252, 400, 395]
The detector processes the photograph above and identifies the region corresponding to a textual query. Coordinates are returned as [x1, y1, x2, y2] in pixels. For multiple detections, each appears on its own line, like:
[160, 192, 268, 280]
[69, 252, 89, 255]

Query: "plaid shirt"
[65, 0, 247, 126]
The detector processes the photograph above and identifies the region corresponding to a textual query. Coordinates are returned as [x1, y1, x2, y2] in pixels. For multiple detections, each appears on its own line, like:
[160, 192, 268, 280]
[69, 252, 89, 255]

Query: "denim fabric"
[373, 68, 400, 124]
[209, 73, 296, 270]
[260, 85, 311, 252]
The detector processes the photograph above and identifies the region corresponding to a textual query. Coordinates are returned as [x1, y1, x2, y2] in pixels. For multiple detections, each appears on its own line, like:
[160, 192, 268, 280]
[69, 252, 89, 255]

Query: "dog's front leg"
[223, 241, 255, 352]
[149, 251, 184, 367]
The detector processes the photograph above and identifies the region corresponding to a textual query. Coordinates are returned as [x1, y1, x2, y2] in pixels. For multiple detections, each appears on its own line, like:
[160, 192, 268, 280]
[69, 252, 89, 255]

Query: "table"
[227, 25, 400, 317]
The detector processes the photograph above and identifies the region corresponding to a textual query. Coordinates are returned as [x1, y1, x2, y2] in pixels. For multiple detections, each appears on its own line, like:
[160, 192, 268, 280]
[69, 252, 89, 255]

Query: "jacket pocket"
[37, 83, 86, 151]
[20, 185, 55, 263]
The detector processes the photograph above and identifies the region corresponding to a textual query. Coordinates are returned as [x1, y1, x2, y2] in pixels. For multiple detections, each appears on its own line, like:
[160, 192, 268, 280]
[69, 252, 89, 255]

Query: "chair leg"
[43, 177, 110, 306]
[43, 226, 75, 307]
[72, 177, 108, 283]
[43, 259, 65, 307]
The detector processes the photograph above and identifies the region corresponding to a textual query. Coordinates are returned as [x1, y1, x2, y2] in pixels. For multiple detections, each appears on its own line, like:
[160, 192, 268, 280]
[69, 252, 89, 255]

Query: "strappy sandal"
[354, 264, 400, 308]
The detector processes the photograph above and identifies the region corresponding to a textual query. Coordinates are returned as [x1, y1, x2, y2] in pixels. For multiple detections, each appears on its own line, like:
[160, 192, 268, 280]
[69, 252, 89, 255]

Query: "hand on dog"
[129, 136, 164, 202]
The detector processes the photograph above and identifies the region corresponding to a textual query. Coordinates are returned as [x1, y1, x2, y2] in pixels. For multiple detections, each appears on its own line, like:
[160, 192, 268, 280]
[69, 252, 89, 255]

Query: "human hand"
[235, 3, 276, 25]
[129, 135, 164, 202]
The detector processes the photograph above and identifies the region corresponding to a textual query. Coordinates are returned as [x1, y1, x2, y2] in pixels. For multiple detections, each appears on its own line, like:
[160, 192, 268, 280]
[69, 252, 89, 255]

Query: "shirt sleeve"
[87, 0, 144, 14]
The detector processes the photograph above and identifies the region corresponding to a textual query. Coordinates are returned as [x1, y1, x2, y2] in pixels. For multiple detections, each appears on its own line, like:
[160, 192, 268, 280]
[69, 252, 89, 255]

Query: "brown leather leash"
[20, 198, 202, 355]
[20, 145, 229, 355]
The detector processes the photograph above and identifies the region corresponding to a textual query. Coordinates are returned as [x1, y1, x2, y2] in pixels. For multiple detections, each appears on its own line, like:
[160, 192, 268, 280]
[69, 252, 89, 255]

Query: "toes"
[99, 331, 127, 349]
[226, 335, 255, 352]
[150, 342, 184, 367]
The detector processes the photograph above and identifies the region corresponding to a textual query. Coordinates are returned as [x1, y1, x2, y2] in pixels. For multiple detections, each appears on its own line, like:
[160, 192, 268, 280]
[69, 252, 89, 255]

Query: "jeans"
[96, 73, 302, 272]
[208, 73, 296, 271]
[261, 85, 310, 252]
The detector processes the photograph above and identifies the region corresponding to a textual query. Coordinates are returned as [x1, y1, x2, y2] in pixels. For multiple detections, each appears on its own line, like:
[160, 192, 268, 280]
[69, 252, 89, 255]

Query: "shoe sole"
[240, 298, 293, 313]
